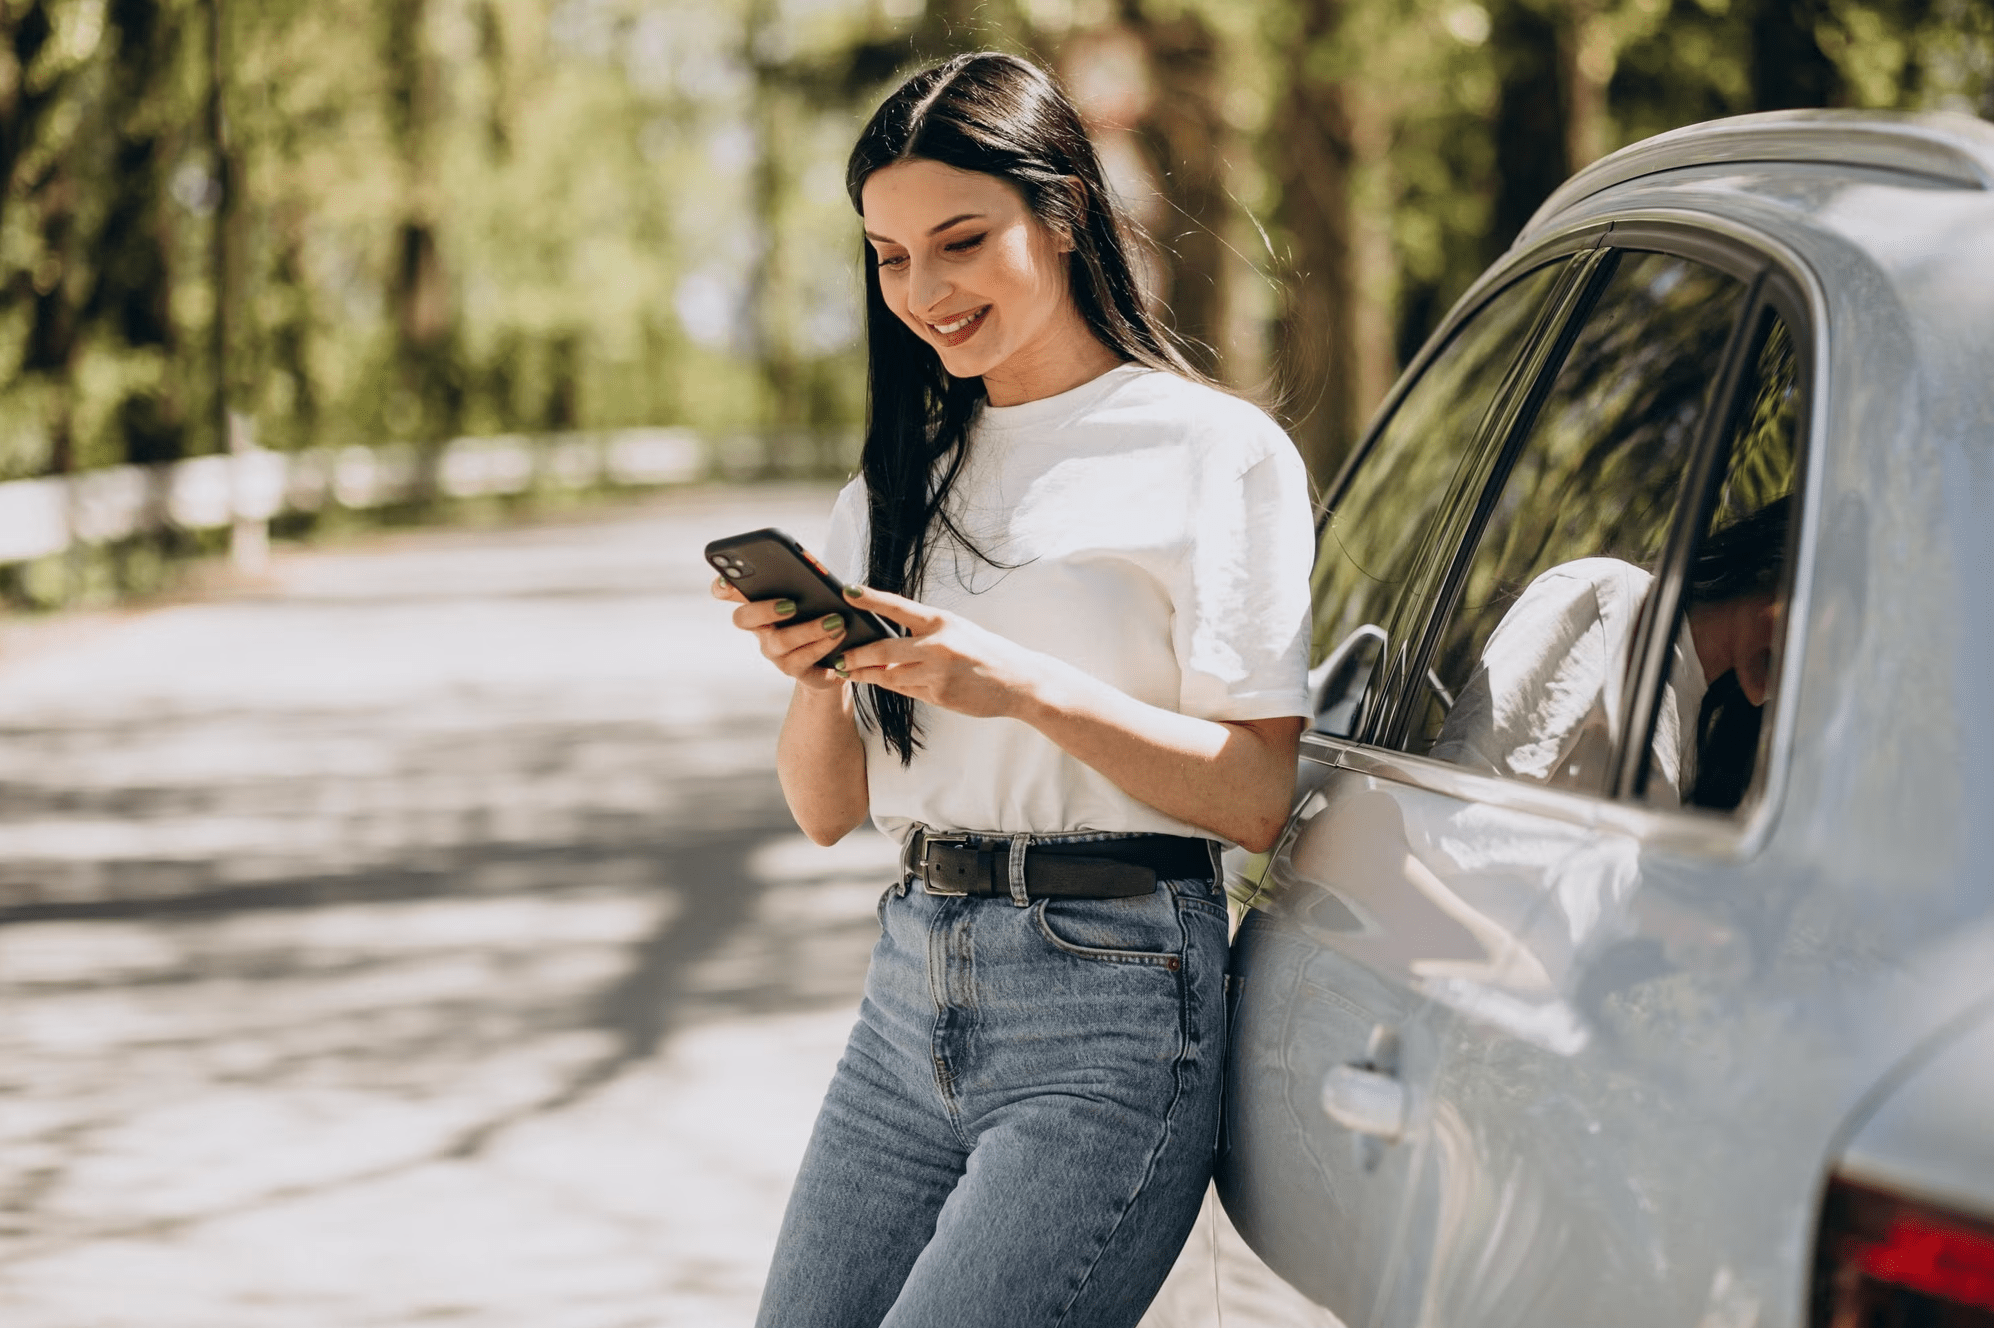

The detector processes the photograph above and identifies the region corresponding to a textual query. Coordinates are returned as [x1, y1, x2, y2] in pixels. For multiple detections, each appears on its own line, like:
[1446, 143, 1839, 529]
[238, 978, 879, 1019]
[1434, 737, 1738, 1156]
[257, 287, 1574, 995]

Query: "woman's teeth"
[933, 307, 987, 336]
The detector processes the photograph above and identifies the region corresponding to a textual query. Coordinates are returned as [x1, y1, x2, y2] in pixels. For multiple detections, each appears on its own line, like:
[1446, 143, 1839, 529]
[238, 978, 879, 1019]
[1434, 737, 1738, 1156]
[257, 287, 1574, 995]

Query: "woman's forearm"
[776, 682, 871, 845]
[1013, 658, 1302, 852]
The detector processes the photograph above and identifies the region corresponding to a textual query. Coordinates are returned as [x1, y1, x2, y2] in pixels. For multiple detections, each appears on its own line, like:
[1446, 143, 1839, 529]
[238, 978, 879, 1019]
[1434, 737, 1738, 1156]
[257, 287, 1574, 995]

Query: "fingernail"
[830, 655, 847, 675]
[820, 614, 846, 634]
[844, 585, 865, 600]
[774, 598, 797, 618]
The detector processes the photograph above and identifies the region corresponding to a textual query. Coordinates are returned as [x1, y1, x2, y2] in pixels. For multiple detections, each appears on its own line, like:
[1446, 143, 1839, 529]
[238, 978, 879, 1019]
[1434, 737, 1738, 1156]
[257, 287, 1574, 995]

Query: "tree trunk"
[1487, 0, 1568, 260]
[1126, 5, 1231, 381]
[0, 4, 57, 246]
[1561, 0, 1611, 172]
[748, 0, 800, 466]
[97, 0, 184, 463]
[1269, 0, 1359, 487]
[1751, 0, 1843, 110]
[382, 0, 461, 445]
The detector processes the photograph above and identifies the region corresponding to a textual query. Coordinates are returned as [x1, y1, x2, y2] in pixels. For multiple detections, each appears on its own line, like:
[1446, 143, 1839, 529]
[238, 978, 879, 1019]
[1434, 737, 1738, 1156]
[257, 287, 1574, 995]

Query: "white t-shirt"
[1429, 558, 1708, 806]
[821, 363, 1314, 844]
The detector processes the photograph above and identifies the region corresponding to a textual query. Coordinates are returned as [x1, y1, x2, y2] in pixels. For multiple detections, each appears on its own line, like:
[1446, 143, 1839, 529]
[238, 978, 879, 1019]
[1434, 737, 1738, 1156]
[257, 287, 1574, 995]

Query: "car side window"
[1404, 250, 1750, 804]
[1659, 310, 1802, 812]
[1308, 260, 1568, 737]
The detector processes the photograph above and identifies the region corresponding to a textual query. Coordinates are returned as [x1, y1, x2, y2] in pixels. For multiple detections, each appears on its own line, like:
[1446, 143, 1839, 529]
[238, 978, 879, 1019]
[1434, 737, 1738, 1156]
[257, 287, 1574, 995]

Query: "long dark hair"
[1685, 494, 1792, 810]
[847, 51, 1200, 763]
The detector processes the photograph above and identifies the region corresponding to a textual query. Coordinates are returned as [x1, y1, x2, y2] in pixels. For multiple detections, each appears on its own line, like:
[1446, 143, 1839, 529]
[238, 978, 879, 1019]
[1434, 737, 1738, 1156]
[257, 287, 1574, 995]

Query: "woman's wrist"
[1003, 652, 1098, 730]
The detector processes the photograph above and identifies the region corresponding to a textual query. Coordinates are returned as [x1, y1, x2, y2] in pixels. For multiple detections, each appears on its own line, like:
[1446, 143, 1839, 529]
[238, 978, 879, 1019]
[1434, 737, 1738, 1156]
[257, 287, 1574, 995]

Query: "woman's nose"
[908, 260, 953, 316]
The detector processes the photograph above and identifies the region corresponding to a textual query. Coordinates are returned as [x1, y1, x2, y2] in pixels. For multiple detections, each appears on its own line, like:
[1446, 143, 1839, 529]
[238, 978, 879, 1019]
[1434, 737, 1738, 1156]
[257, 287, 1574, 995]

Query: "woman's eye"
[876, 253, 907, 270]
[945, 234, 985, 254]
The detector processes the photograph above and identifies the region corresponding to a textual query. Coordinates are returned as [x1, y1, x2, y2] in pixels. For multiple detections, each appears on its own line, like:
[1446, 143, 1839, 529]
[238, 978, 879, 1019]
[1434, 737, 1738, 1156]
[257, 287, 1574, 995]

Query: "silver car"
[1217, 109, 1994, 1328]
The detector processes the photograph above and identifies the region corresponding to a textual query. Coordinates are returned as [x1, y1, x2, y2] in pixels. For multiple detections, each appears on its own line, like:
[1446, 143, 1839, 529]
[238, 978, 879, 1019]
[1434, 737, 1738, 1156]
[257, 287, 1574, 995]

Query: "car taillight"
[1813, 1176, 1994, 1327]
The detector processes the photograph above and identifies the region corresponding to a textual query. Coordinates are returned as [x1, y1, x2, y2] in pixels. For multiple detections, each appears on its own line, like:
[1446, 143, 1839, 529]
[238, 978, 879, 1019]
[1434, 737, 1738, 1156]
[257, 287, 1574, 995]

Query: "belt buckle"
[917, 833, 975, 896]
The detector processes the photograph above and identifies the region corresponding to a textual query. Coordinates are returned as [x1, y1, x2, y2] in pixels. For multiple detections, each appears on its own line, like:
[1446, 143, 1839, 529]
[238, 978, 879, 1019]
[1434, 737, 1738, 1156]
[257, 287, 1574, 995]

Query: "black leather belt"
[908, 828, 1216, 900]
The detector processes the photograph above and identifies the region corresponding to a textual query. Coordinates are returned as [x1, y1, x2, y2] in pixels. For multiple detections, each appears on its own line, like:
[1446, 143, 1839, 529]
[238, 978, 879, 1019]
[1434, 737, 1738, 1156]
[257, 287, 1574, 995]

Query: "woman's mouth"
[928, 306, 990, 347]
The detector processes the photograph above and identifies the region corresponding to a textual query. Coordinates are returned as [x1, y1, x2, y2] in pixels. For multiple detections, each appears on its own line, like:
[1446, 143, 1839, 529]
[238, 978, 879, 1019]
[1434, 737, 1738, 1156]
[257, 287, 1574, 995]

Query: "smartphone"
[705, 527, 902, 667]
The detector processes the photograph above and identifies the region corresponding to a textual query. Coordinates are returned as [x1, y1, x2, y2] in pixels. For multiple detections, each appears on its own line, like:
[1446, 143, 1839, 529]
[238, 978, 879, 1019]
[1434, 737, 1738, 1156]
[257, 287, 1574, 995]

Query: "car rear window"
[1404, 250, 1750, 805]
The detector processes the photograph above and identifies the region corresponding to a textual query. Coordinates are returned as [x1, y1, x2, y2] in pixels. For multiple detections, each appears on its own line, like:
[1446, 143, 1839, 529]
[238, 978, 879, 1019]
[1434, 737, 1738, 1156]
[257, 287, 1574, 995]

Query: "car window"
[1405, 250, 1750, 804]
[1661, 310, 1802, 812]
[1307, 259, 1568, 737]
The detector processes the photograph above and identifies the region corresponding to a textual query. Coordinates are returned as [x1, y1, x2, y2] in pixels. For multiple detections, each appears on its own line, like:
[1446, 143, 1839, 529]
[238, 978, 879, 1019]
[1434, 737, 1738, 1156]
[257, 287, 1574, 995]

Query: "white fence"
[0, 428, 707, 567]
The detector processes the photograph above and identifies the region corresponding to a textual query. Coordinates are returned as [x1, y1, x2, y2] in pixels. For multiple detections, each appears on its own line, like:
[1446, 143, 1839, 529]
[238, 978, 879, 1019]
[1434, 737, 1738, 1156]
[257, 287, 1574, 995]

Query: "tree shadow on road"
[0, 703, 886, 1261]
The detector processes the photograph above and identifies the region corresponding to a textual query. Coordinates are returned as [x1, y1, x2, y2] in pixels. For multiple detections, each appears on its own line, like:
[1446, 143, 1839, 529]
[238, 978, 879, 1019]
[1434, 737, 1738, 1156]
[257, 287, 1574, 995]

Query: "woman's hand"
[711, 577, 849, 693]
[713, 575, 869, 844]
[831, 585, 1045, 718]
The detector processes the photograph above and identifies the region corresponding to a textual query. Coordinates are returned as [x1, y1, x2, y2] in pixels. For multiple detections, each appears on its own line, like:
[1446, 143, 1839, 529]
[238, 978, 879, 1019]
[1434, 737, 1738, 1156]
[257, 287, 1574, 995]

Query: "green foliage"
[0, 0, 1984, 490]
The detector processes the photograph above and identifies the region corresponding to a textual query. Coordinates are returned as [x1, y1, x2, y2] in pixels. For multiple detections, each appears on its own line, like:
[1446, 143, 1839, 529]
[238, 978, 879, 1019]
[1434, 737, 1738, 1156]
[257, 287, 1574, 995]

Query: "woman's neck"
[979, 307, 1125, 407]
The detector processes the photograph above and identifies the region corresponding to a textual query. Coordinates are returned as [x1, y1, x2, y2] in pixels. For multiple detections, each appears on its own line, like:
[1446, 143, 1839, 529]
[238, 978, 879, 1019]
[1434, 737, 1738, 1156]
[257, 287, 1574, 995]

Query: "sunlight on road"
[0, 486, 1329, 1327]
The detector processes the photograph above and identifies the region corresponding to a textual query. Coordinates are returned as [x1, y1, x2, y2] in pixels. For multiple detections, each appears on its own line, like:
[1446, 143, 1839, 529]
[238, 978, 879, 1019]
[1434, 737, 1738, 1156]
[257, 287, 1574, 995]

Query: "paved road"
[0, 487, 1333, 1327]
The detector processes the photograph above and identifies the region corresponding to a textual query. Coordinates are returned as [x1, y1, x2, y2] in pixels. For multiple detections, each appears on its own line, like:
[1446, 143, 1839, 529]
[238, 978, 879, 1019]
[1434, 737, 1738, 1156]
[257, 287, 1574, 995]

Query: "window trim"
[1305, 209, 1829, 861]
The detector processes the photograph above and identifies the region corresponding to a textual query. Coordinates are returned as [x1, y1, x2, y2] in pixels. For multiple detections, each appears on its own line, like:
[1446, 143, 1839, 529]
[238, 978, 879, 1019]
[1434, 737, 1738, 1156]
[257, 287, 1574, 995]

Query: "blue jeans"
[756, 834, 1230, 1328]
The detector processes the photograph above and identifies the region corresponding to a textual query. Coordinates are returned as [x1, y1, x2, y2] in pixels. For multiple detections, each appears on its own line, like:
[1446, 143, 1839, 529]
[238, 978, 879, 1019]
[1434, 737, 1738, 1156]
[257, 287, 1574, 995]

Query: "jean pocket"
[875, 879, 905, 930]
[1034, 890, 1185, 967]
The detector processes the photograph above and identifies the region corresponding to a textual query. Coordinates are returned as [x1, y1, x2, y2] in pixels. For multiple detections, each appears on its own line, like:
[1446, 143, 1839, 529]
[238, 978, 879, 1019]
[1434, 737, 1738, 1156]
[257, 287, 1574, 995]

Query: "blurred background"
[0, 0, 1990, 606]
[0, 0, 1989, 1325]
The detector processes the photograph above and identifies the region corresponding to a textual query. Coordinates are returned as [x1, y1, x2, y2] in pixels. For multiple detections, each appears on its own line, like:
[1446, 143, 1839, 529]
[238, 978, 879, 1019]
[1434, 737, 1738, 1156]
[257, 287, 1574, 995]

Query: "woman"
[714, 52, 1314, 1328]
[1430, 495, 1789, 807]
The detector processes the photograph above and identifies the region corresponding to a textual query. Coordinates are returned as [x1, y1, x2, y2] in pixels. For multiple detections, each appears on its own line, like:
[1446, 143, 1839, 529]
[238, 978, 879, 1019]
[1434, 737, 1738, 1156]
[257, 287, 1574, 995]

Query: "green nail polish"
[844, 585, 865, 600]
[821, 614, 846, 634]
[829, 655, 847, 674]
[773, 598, 797, 618]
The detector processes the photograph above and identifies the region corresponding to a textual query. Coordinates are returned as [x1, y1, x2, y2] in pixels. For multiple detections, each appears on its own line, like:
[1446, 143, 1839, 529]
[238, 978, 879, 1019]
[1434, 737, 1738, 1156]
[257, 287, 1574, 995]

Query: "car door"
[1222, 232, 1791, 1327]
[1399, 255, 1825, 1328]
[1216, 247, 1592, 1328]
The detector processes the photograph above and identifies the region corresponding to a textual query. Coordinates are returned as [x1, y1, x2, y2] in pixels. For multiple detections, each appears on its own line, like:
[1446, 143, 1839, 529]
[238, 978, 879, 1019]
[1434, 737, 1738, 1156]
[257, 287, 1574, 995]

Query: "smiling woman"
[859, 162, 1120, 404]
[710, 51, 1316, 1328]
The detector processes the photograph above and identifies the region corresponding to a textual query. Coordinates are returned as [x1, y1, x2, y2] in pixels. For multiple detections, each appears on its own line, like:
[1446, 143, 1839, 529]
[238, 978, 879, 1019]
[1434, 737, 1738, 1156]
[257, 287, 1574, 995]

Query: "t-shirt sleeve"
[1432, 559, 1647, 784]
[1172, 431, 1315, 723]
[820, 478, 869, 584]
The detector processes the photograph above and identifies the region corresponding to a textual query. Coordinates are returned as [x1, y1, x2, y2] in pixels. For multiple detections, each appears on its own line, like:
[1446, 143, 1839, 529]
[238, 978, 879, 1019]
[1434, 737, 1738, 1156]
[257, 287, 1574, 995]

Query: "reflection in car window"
[1307, 260, 1567, 737]
[1409, 251, 1748, 803]
[1670, 313, 1801, 812]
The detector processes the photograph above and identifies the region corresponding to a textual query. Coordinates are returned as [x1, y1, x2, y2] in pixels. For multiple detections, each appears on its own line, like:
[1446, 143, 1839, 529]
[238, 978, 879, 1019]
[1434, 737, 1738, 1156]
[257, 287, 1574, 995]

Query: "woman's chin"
[935, 345, 1003, 382]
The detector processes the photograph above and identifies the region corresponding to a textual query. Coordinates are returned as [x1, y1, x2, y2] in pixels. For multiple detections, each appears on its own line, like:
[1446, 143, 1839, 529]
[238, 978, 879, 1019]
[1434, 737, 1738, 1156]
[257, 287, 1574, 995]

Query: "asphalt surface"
[0, 486, 1334, 1327]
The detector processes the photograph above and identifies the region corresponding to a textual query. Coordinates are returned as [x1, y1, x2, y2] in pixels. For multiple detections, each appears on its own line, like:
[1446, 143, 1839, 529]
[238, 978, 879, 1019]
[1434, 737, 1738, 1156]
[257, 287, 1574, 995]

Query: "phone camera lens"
[721, 566, 745, 579]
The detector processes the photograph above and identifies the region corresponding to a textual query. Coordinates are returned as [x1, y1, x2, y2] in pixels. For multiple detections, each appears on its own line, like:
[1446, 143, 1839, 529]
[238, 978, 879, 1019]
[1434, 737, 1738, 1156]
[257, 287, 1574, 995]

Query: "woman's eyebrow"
[862, 212, 987, 245]
[925, 212, 985, 235]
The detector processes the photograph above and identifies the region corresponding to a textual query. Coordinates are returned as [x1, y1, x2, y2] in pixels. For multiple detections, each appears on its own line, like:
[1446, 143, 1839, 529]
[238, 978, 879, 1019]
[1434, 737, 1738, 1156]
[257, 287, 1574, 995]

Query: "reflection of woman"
[1432, 497, 1788, 807]
[1683, 497, 1790, 807]
[712, 54, 1314, 1327]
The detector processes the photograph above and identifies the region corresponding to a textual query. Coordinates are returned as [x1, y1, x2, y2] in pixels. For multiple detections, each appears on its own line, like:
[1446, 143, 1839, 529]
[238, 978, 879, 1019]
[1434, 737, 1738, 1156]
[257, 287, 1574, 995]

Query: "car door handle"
[1320, 1063, 1407, 1142]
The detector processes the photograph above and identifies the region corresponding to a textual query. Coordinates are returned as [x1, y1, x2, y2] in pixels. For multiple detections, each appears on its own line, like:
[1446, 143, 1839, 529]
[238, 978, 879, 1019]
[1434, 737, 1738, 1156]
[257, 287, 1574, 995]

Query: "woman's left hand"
[832, 585, 1047, 720]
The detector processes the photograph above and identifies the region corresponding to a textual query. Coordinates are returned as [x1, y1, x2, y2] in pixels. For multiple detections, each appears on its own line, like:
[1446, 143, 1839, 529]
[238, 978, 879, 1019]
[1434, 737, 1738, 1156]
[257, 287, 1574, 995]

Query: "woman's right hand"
[711, 577, 849, 692]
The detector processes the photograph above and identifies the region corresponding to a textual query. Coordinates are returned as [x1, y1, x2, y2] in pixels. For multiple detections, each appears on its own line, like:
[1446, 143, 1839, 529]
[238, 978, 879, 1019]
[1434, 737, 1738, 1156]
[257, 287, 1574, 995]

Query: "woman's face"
[1692, 592, 1783, 706]
[860, 159, 1080, 397]
[1731, 594, 1782, 707]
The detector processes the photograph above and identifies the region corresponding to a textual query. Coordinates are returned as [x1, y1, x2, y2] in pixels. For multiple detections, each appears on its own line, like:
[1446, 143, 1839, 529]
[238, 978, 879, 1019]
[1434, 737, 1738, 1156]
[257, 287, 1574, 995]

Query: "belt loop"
[901, 824, 926, 885]
[1007, 832, 1031, 908]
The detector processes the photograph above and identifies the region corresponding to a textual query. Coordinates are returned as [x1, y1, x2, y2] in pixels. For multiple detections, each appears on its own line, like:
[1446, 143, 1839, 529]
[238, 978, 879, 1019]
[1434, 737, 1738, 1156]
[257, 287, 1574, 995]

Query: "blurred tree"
[0, 0, 1983, 507]
[1265, 0, 1361, 483]
[1122, 1, 1231, 379]
[1487, 0, 1566, 256]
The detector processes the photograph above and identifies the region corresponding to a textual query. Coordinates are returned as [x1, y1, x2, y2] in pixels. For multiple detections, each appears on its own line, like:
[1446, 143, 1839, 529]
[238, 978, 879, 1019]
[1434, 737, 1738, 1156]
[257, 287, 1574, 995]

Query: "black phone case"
[704, 527, 901, 666]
